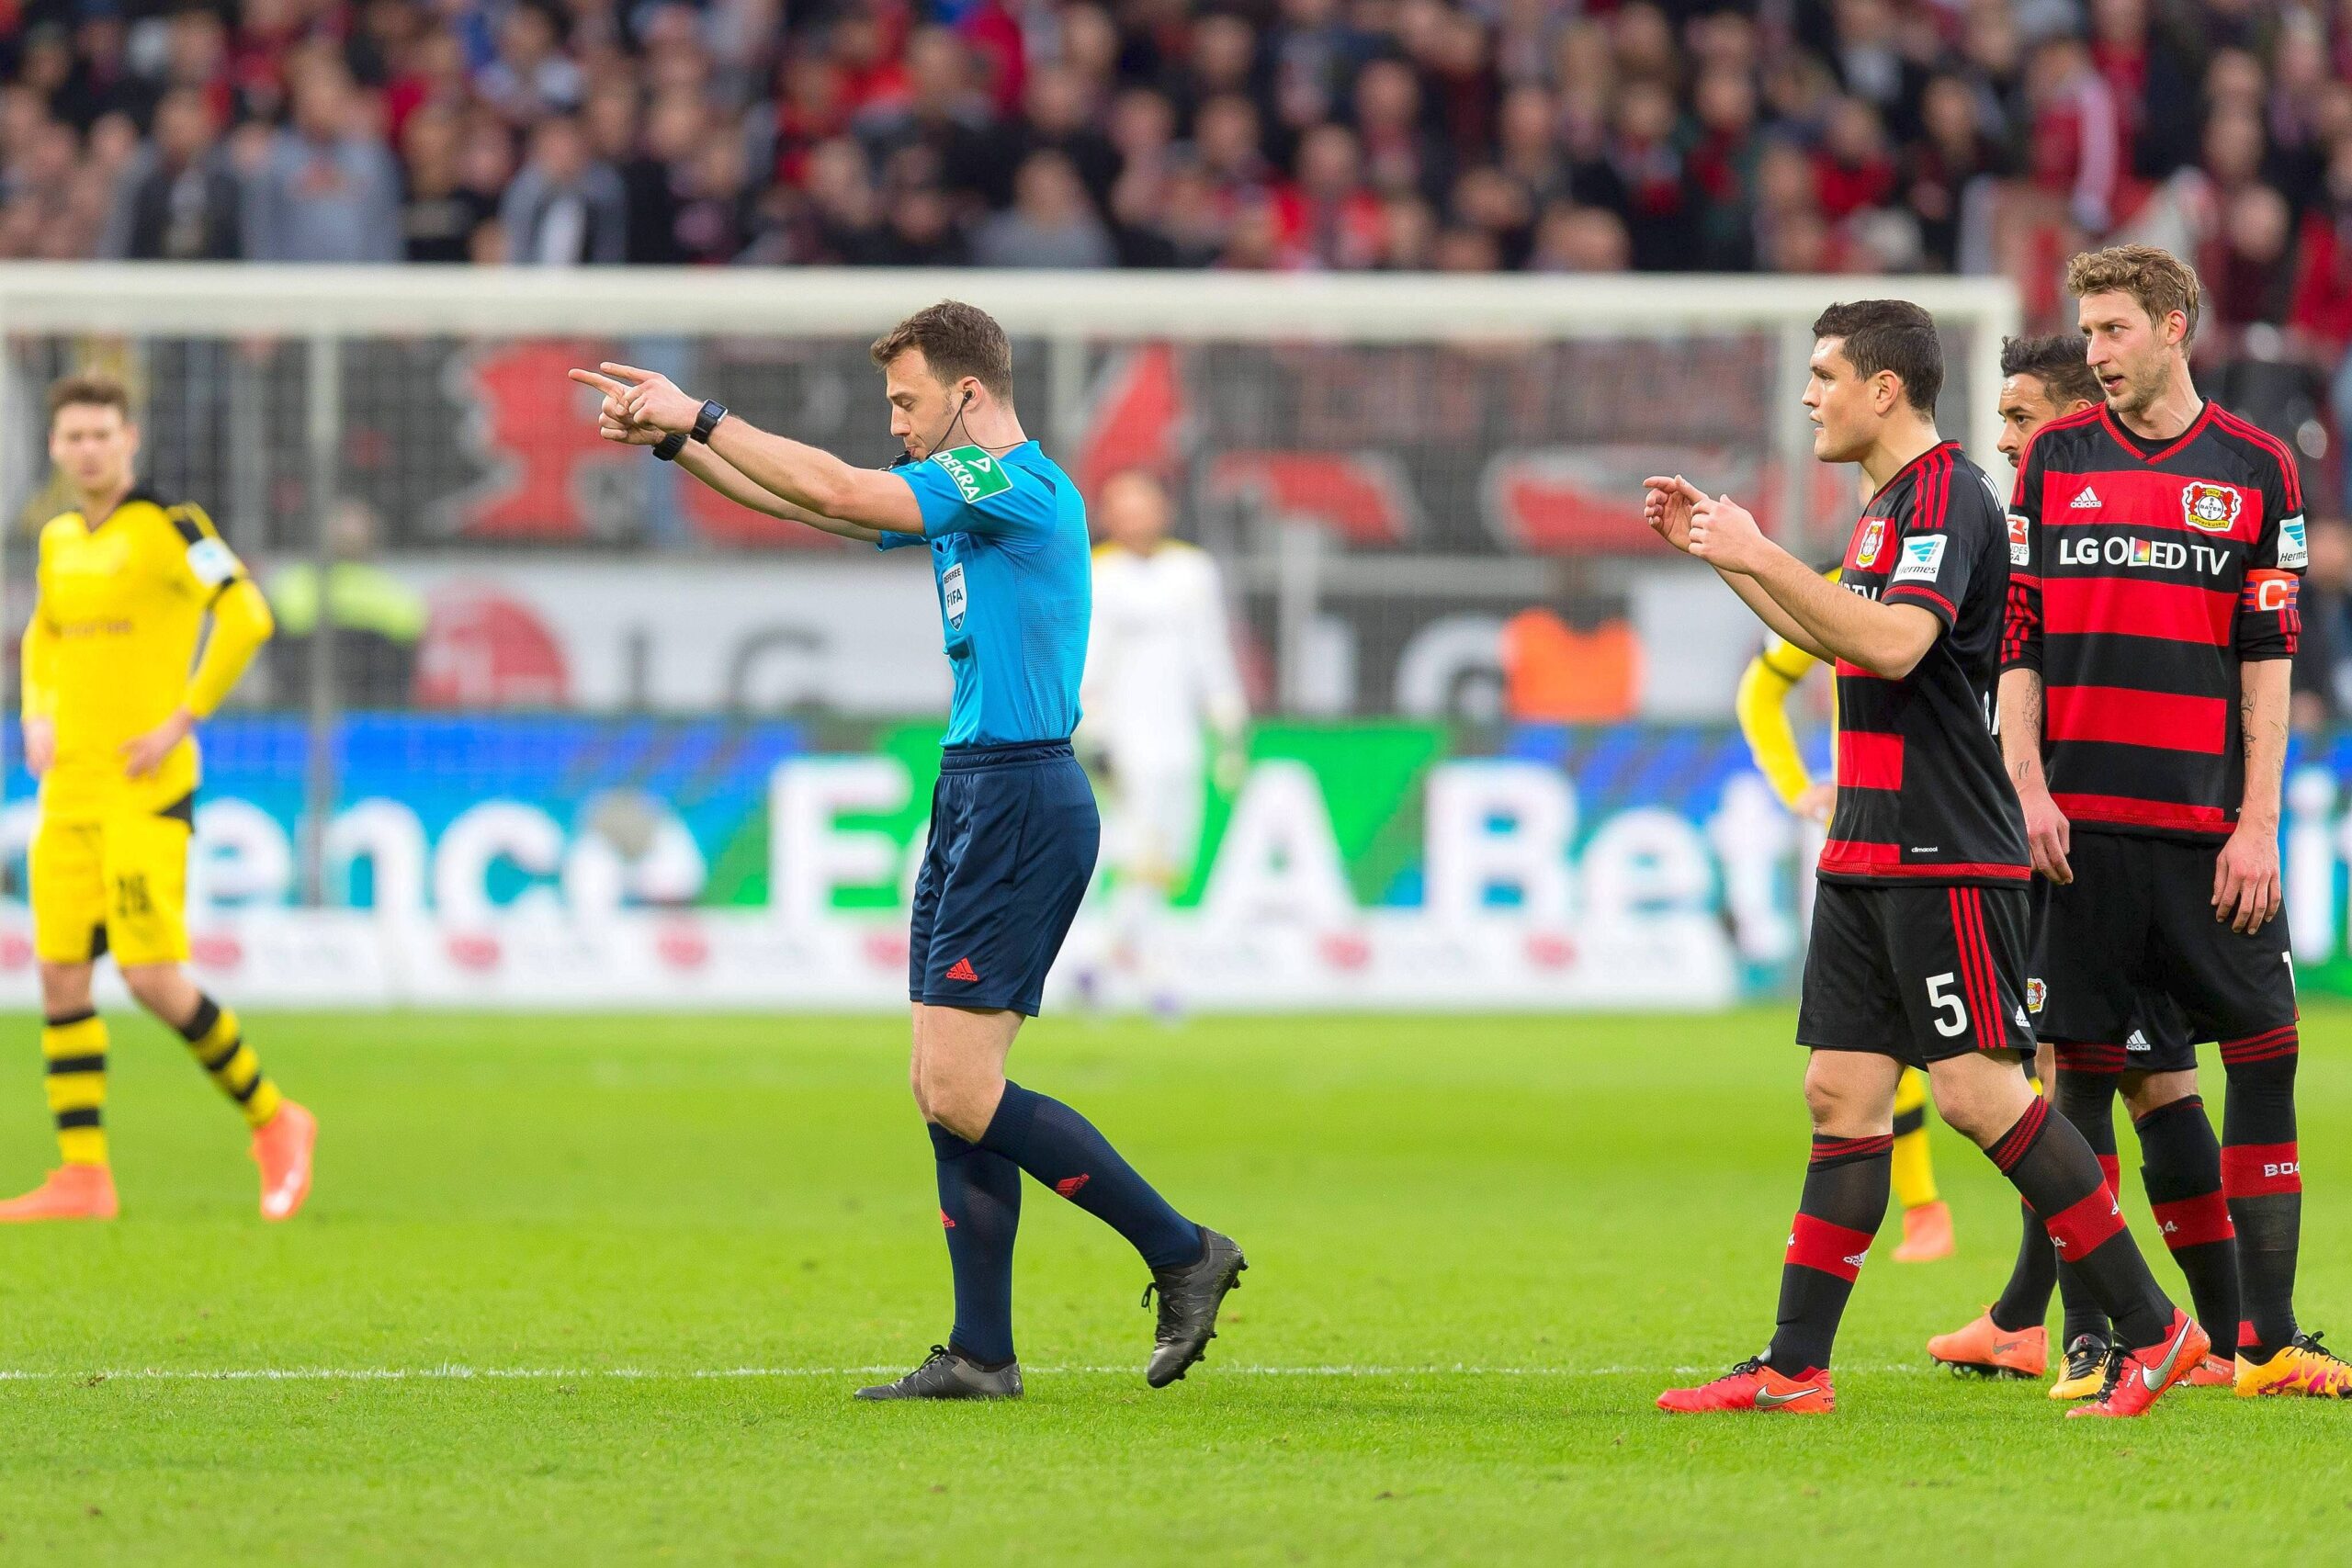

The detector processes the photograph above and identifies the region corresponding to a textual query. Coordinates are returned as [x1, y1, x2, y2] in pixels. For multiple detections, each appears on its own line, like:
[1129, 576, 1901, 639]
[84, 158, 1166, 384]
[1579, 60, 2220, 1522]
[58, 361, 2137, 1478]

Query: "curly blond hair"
[2064, 244, 2201, 341]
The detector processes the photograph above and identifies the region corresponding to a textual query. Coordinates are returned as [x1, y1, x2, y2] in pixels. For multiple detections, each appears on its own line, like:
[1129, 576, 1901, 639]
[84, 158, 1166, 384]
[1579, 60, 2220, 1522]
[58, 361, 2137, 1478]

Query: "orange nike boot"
[1927, 1309, 2048, 1378]
[252, 1100, 317, 1222]
[2186, 1352, 2237, 1387]
[0, 1164, 119, 1223]
[1657, 1359, 1835, 1414]
[1894, 1200, 1955, 1263]
[2067, 1310, 2209, 1418]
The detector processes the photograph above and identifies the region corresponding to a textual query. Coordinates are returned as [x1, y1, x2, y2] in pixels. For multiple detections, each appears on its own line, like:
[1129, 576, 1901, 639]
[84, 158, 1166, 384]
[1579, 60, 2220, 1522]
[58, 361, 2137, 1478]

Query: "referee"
[570, 302, 1244, 1400]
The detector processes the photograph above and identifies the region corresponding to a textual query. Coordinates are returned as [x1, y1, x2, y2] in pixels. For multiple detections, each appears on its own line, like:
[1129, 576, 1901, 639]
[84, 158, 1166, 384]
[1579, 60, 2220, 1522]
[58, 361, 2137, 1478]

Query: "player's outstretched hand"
[594, 363, 702, 437]
[1641, 475, 1704, 553]
[1688, 492, 1768, 574]
[2019, 786, 2072, 884]
[2212, 818, 2282, 933]
[566, 367, 665, 446]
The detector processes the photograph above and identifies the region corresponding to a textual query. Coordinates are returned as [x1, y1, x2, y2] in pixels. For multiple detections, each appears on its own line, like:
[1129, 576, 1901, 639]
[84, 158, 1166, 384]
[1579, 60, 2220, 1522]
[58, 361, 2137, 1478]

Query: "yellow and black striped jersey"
[21, 489, 273, 822]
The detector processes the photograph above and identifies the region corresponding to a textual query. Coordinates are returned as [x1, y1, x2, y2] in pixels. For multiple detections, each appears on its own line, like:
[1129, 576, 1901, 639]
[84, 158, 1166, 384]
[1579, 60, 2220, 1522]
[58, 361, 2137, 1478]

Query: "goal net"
[0, 265, 2020, 1010]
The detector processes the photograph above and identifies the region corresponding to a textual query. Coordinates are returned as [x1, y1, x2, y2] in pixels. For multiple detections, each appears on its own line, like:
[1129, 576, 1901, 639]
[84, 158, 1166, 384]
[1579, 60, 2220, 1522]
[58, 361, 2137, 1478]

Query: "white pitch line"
[0, 1363, 1935, 1382]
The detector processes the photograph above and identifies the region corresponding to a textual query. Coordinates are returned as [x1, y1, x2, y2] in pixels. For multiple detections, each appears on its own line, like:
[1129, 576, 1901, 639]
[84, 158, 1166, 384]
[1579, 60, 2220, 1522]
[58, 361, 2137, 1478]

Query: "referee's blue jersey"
[878, 441, 1089, 746]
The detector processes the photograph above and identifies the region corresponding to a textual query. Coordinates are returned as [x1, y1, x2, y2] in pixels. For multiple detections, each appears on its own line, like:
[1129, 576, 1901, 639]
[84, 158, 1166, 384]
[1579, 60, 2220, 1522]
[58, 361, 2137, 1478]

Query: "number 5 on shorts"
[1926, 972, 1968, 1037]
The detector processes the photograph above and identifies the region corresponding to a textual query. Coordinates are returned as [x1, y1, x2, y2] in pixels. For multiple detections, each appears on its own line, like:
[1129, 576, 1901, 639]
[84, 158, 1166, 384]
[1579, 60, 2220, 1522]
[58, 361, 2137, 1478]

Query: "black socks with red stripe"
[1763, 1134, 1891, 1377]
[1988, 1197, 2059, 1335]
[2050, 1056, 2122, 1347]
[931, 1123, 1022, 1366]
[2133, 1094, 2239, 1359]
[2221, 1027, 2301, 1362]
[979, 1082, 1203, 1270]
[1985, 1096, 2172, 1353]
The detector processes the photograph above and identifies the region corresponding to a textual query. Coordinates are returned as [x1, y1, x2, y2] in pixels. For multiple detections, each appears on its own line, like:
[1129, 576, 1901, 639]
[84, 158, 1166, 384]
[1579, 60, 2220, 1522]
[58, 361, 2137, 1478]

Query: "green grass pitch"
[0, 1006, 2346, 1565]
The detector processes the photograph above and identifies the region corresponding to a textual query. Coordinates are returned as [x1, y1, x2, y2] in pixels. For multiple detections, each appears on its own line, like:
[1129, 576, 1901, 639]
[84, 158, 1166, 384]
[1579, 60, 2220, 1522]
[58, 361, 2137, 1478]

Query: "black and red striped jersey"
[2000, 400, 2304, 840]
[1819, 440, 2030, 888]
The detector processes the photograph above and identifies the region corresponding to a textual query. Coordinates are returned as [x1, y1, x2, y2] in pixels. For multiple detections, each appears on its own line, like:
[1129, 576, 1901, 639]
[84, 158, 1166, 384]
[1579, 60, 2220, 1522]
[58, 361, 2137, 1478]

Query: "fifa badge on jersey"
[1892, 535, 1946, 584]
[2007, 513, 2030, 567]
[2026, 977, 2045, 1014]
[2180, 480, 2242, 534]
[942, 562, 967, 629]
[1851, 517, 1887, 569]
[2280, 513, 2309, 570]
[933, 445, 1013, 504]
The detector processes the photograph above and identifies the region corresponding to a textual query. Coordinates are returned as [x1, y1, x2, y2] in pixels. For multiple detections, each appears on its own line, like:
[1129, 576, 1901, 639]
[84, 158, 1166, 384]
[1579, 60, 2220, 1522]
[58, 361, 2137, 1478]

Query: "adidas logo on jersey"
[2070, 487, 2103, 509]
[2127, 1029, 2150, 1051]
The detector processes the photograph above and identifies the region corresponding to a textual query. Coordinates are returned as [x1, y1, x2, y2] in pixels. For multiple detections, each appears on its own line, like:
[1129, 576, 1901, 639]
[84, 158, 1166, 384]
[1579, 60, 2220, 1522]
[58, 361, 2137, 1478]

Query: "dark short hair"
[1812, 299, 1943, 413]
[870, 300, 1014, 401]
[47, 374, 130, 426]
[1998, 333, 2102, 409]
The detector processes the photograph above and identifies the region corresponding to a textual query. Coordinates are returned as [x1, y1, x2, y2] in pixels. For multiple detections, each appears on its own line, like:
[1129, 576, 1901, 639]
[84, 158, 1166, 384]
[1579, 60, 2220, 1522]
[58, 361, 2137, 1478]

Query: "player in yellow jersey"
[3, 376, 316, 1224]
[1736, 565, 1957, 1264]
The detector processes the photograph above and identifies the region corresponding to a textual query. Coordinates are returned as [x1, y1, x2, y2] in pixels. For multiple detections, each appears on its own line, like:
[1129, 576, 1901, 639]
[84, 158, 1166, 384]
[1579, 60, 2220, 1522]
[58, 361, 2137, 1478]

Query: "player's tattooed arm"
[1998, 668, 2071, 884]
[2214, 659, 2290, 931]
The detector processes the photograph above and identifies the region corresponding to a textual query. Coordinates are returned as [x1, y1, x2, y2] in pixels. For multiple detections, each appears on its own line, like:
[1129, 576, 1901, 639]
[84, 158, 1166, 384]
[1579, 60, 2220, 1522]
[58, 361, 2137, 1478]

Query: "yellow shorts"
[30, 807, 192, 967]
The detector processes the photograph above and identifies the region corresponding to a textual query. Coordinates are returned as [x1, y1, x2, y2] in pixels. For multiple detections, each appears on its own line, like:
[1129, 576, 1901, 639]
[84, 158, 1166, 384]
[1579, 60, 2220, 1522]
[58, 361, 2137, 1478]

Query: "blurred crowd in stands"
[9, 0, 2352, 702]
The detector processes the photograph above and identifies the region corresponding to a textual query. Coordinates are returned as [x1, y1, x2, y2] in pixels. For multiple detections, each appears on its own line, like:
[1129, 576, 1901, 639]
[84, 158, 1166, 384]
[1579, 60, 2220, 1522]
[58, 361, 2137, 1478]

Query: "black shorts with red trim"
[2032, 828, 2295, 1052]
[1797, 881, 2035, 1068]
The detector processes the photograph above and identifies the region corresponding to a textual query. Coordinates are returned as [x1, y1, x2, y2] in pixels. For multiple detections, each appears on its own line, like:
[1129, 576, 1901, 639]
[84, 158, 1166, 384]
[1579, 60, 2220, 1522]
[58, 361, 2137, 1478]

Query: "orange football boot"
[1657, 1359, 1835, 1414]
[1927, 1309, 2048, 1378]
[2187, 1353, 2236, 1388]
[0, 1163, 119, 1223]
[2235, 1333, 2352, 1398]
[1893, 1200, 1955, 1263]
[252, 1100, 317, 1222]
[2067, 1310, 2208, 1418]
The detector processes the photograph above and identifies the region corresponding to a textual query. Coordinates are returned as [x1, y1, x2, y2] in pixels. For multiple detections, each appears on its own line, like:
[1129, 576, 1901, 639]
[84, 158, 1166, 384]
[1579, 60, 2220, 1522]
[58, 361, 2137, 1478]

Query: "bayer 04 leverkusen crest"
[2179, 480, 2242, 534]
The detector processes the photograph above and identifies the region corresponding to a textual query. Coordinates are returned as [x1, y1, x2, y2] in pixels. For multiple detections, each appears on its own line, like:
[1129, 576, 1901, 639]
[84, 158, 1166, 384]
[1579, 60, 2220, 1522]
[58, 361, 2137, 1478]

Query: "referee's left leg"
[858, 744, 1245, 1401]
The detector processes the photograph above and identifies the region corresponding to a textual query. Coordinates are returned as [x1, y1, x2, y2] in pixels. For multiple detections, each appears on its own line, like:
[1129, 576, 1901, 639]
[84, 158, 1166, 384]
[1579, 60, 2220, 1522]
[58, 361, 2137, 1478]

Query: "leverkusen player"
[1647, 299, 2202, 1419]
[2001, 245, 2352, 1400]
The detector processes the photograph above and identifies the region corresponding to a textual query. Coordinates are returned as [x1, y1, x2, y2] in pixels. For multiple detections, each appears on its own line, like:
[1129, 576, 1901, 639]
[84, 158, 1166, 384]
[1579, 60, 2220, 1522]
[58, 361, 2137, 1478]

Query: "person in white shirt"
[1077, 470, 1248, 1011]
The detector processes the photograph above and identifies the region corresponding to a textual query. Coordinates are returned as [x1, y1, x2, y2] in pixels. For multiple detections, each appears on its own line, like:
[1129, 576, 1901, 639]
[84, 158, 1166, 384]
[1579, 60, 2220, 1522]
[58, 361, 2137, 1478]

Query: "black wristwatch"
[652, 432, 687, 462]
[691, 400, 728, 445]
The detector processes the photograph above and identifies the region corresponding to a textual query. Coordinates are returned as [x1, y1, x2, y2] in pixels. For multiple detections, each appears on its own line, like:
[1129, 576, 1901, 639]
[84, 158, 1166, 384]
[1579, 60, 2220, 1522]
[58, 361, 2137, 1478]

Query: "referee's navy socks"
[930, 1123, 1022, 1367]
[980, 1082, 1203, 1269]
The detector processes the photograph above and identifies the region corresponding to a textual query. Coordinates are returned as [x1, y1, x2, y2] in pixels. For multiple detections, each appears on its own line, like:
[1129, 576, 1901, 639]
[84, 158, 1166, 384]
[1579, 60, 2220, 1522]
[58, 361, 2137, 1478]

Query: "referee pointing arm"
[569, 303, 1245, 1401]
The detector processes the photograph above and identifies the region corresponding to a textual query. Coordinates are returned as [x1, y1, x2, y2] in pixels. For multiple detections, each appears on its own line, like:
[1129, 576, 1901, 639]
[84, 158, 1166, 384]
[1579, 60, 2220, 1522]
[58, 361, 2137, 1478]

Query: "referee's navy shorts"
[908, 739, 1100, 1017]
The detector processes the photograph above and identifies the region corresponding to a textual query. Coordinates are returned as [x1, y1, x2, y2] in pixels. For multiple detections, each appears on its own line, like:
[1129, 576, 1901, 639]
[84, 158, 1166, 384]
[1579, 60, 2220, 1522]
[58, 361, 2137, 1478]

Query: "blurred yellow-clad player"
[4, 376, 315, 1223]
[1737, 568, 1955, 1264]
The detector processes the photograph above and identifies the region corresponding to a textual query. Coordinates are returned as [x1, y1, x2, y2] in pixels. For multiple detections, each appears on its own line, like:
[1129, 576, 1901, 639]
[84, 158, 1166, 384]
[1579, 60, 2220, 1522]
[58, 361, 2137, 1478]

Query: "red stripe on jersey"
[2152, 1192, 2235, 1250]
[2040, 466, 2262, 540]
[1884, 584, 1955, 620]
[2041, 578, 2234, 646]
[1835, 730, 1904, 791]
[2211, 407, 2302, 512]
[1818, 840, 2030, 880]
[2044, 1185, 2129, 1259]
[1832, 658, 1881, 681]
[1916, 447, 1951, 532]
[2044, 684, 2228, 754]
[2221, 1142, 2302, 1197]
[2049, 793, 2233, 833]
[2010, 407, 2105, 508]
[1785, 1213, 1873, 1280]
